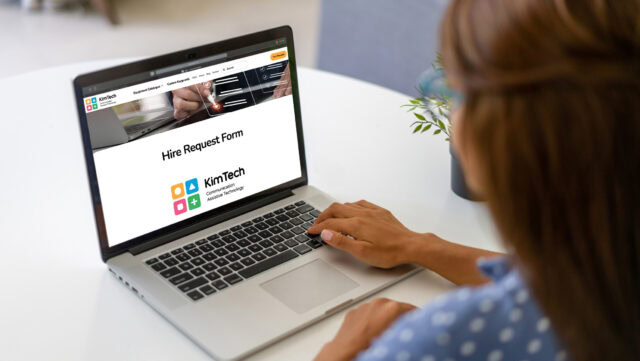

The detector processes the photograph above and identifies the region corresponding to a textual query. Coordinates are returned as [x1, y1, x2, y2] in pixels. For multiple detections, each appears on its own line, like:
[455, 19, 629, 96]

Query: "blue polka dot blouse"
[355, 257, 570, 361]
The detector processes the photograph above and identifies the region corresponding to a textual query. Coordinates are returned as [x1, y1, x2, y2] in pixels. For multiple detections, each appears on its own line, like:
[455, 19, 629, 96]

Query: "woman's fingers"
[320, 229, 369, 258]
[314, 202, 363, 225]
[353, 199, 382, 210]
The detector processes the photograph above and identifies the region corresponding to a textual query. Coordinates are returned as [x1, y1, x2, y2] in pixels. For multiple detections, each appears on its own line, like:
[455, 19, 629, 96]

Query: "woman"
[309, 0, 640, 360]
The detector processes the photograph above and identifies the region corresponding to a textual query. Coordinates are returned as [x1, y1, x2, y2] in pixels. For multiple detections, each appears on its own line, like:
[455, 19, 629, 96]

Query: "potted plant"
[402, 57, 479, 201]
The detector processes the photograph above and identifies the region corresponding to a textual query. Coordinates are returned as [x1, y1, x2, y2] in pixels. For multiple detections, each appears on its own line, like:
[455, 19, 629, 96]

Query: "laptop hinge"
[128, 188, 294, 256]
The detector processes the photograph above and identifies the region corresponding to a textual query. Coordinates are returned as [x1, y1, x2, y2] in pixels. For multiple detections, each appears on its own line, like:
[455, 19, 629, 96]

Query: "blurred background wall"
[0, 0, 447, 96]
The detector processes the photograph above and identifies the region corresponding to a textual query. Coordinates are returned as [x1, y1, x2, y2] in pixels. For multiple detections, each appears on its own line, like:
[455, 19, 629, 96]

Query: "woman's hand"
[314, 298, 416, 361]
[307, 200, 425, 268]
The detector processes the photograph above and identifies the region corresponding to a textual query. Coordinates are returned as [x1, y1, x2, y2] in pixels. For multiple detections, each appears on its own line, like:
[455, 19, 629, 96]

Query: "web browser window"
[82, 41, 301, 247]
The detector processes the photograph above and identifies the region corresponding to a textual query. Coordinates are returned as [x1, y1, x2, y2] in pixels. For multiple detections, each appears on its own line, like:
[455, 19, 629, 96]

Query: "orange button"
[270, 51, 287, 61]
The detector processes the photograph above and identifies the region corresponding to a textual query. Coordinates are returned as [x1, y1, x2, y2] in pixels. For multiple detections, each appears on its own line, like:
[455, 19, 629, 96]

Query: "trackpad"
[261, 259, 359, 314]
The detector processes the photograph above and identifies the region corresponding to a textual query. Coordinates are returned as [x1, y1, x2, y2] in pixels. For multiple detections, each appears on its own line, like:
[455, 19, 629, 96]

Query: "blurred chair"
[317, 0, 448, 96]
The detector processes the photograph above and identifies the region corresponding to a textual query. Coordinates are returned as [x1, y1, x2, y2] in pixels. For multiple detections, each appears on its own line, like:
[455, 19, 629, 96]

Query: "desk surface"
[0, 61, 502, 361]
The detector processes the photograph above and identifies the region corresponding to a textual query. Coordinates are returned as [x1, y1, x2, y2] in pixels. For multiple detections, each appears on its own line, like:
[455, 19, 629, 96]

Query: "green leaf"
[421, 123, 432, 133]
[413, 124, 423, 133]
[409, 99, 420, 105]
[434, 129, 442, 135]
[414, 113, 426, 120]
[438, 119, 446, 130]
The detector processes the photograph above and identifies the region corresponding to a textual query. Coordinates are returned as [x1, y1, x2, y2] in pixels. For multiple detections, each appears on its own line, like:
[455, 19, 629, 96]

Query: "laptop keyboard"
[144, 201, 324, 301]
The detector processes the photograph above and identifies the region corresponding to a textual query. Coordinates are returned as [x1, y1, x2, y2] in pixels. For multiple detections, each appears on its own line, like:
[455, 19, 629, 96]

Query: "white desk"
[0, 61, 502, 361]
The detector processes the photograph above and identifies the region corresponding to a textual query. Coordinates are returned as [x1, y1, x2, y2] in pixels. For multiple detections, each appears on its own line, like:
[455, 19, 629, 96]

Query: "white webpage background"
[93, 96, 301, 247]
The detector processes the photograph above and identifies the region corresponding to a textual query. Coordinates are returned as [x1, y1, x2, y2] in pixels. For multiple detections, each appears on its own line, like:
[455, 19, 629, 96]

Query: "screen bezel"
[73, 26, 308, 262]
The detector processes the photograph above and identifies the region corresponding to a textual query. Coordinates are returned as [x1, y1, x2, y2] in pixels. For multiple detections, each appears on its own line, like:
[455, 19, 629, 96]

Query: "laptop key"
[219, 230, 231, 236]
[179, 277, 207, 292]
[229, 262, 244, 271]
[146, 258, 159, 265]
[255, 222, 269, 231]
[310, 210, 322, 217]
[293, 244, 312, 255]
[300, 213, 313, 221]
[203, 262, 217, 272]
[252, 252, 267, 261]
[259, 240, 274, 248]
[291, 227, 306, 235]
[237, 239, 251, 248]
[239, 250, 299, 279]
[210, 239, 225, 248]
[226, 253, 240, 262]
[270, 235, 284, 243]
[184, 243, 196, 250]
[269, 226, 283, 234]
[281, 231, 294, 239]
[245, 226, 258, 234]
[290, 218, 304, 226]
[171, 248, 184, 255]
[230, 225, 242, 232]
[206, 271, 220, 281]
[241, 257, 256, 266]
[285, 204, 296, 210]
[248, 244, 263, 253]
[276, 214, 289, 222]
[284, 239, 298, 248]
[179, 263, 194, 271]
[274, 244, 288, 253]
[160, 267, 181, 278]
[307, 239, 323, 248]
[203, 252, 217, 262]
[214, 248, 229, 257]
[187, 290, 204, 301]
[170, 272, 193, 285]
[263, 248, 277, 257]
[226, 243, 240, 252]
[233, 230, 248, 239]
[295, 234, 309, 244]
[159, 253, 171, 260]
[274, 208, 285, 215]
[252, 216, 264, 223]
[212, 280, 228, 290]
[248, 235, 261, 243]
[200, 244, 213, 252]
[265, 218, 279, 226]
[191, 257, 205, 266]
[207, 234, 220, 241]
[285, 210, 299, 218]
[241, 221, 253, 227]
[188, 249, 203, 257]
[214, 258, 229, 267]
[222, 235, 236, 244]
[258, 230, 273, 238]
[224, 274, 243, 285]
[196, 239, 207, 246]
[152, 262, 167, 272]
[237, 249, 251, 258]
[200, 285, 216, 295]
[191, 268, 205, 277]
[295, 200, 306, 206]
[176, 253, 191, 262]
[280, 222, 293, 230]
[165, 258, 179, 267]
[263, 212, 274, 218]
[296, 204, 314, 213]
[218, 267, 232, 276]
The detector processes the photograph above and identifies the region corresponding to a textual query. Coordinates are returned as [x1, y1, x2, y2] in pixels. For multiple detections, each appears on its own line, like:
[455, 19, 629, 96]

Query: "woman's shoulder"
[356, 257, 570, 361]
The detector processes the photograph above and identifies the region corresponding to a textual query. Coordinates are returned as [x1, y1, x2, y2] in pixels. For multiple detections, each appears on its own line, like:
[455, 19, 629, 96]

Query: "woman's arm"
[307, 200, 501, 286]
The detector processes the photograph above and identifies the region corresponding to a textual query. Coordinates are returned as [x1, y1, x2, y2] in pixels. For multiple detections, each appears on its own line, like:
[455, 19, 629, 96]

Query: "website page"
[83, 46, 301, 247]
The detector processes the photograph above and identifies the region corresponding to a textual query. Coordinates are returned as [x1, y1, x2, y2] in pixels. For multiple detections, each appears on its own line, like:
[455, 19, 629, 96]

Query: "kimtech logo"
[171, 178, 201, 215]
[85, 97, 98, 111]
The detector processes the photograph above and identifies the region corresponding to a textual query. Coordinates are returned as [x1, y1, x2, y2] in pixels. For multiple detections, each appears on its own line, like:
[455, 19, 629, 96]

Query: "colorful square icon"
[187, 194, 201, 210]
[92, 104, 98, 110]
[171, 183, 185, 199]
[91, 97, 97, 104]
[86, 105, 92, 111]
[85, 98, 91, 105]
[173, 199, 187, 215]
[185, 178, 199, 194]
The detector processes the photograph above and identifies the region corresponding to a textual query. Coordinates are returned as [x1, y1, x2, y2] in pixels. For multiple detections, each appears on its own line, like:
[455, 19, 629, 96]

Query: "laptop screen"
[79, 37, 302, 248]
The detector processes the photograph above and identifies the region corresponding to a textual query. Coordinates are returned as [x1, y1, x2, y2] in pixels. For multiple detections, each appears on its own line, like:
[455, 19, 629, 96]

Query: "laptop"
[73, 26, 417, 360]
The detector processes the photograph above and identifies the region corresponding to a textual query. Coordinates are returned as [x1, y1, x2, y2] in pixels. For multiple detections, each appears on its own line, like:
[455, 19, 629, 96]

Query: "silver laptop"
[73, 26, 417, 360]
